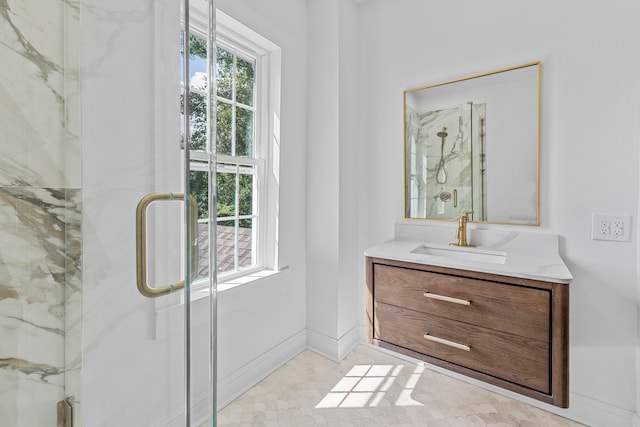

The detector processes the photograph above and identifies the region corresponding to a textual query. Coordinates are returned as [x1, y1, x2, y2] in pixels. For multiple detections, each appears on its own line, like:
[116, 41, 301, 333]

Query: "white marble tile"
[1, 0, 81, 422]
[0, 186, 80, 426]
[0, 0, 80, 188]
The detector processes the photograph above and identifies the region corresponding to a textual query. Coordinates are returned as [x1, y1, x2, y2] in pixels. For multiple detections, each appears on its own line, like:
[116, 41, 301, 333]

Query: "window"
[181, 11, 280, 284]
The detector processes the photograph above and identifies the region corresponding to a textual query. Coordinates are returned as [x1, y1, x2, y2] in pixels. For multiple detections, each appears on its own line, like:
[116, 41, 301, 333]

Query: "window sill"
[186, 268, 282, 303]
[218, 268, 281, 292]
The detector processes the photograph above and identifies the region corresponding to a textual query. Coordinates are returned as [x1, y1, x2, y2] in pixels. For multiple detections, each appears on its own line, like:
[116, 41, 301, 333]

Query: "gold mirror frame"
[404, 62, 540, 226]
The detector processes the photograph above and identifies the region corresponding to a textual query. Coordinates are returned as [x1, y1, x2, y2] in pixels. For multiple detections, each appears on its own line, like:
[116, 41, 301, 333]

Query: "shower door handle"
[135, 192, 199, 298]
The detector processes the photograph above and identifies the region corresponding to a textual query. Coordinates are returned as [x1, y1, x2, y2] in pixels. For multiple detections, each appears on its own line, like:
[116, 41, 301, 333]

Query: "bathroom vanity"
[365, 226, 572, 408]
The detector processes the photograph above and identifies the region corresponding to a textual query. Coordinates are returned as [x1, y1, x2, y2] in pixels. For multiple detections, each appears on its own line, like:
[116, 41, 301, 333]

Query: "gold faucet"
[451, 211, 475, 247]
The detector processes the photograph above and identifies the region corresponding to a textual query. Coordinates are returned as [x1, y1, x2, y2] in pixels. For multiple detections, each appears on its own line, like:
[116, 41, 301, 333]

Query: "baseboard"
[216, 329, 307, 410]
[365, 343, 636, 427]
[306, 324, 364, 361]
[566, 392, 636, 427]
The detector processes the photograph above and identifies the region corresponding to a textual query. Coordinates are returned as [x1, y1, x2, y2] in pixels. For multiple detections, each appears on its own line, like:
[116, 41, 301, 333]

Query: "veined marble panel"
[0, 0, 82, 425]
[0, 0, 80, 188]
[0, 187, 81, 426]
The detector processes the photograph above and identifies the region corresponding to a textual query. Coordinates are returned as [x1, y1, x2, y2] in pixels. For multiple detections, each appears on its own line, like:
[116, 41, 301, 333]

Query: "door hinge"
[57, 396, 75, 427]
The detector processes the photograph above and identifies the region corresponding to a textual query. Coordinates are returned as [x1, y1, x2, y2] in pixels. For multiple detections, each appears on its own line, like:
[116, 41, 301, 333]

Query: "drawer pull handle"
[424, 292, 471, 306]
[424, 333, 471, 351]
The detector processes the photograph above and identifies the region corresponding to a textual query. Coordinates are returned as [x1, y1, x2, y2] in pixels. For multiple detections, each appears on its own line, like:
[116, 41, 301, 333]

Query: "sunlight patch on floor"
[315, 364, 425, 409]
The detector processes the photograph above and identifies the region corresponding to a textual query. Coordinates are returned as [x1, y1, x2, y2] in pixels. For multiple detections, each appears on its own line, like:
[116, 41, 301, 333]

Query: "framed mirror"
[404, 62, 540, 225]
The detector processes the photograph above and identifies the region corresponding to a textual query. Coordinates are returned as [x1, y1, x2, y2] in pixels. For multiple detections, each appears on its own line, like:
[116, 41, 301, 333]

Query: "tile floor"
[217, 345, 585, 427]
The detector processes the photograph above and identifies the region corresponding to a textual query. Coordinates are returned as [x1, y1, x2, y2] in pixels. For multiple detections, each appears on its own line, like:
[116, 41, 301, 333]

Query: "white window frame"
[185, 9, 281, 288]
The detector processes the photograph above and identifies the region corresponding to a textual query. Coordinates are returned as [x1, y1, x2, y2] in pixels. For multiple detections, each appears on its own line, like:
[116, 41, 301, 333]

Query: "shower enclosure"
[405, 102, 487, 221]
[1, 0, 218, 425]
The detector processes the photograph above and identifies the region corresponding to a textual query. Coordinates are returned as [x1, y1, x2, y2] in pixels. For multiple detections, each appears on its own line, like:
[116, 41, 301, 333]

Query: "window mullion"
[233, 164, 240, 272]
[231, 52, 237, 157]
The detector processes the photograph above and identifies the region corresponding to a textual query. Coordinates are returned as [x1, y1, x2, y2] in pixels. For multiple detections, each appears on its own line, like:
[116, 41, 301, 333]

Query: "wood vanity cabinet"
[366, 256, 569, 408]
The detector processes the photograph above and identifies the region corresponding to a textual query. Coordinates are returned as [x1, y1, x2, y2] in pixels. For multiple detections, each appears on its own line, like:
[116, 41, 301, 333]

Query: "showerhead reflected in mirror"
[404, 62, 540, 225]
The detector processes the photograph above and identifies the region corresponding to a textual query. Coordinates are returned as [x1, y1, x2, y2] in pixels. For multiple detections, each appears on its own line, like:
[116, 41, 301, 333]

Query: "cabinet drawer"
[374, 264, 550, 342]
[374, 302, 550, 393]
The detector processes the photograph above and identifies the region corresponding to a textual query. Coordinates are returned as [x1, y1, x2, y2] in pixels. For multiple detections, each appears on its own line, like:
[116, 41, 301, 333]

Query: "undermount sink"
[410, 244, 507, 264]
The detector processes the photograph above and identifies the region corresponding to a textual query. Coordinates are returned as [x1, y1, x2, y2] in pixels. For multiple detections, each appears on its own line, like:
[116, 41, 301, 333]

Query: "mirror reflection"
[404, 62, 540, 225]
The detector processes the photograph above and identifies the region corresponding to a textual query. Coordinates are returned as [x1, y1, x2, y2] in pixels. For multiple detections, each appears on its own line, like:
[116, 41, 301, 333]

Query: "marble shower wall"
[0, 0, 81, 426]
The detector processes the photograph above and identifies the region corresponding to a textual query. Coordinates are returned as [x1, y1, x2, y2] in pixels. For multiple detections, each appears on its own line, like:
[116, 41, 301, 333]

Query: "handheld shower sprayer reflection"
[435, 127, 448, 184]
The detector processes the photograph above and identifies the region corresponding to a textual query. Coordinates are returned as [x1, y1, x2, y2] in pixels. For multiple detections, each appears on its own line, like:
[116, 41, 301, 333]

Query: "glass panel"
[217, 219, 236, 274]
[471, 104, 487, 221]
[200, 2, 217, 425]
[217, 47, 233, 99]
[76, 2, 218, 424]
[238, 218, 254, 269]
[188, 91, 208, 151]
[217, 170, 236, 217]
[180, 32, 208, 152]
[188, 34, 208, 90]
[236, 106, 254, 157]
[408, 104, 477, 220]
[183, 5, 216, 425]
[236, 56, 255, 106]
[195, 220, 211, 281]
[215, 168, 257, 274]
[239, 171, 254, 217]
[190, 169, 210, 280]
[180, 33, 208, 88]
[217, 101, 232, 155]
[190, 169, 210, 219]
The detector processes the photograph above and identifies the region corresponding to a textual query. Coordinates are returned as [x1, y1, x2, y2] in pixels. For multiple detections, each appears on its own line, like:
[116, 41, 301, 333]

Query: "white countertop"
[365, 224, 573, 284]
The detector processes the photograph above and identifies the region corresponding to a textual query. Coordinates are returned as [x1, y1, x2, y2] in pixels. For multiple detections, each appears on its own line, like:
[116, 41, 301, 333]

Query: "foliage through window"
[181, 30, 260, 279]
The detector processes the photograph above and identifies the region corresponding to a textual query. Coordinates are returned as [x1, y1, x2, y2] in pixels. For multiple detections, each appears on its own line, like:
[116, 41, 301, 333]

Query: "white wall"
[355, 1, 640, 426]
[337, 0, 361, 351]
[305, 0, 361, 361]
[215, 0, 308, 404]
[306, 0, 341, 354]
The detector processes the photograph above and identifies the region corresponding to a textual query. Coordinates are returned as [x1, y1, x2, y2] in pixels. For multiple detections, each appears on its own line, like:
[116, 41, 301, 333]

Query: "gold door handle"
[136, 192, 199, 298]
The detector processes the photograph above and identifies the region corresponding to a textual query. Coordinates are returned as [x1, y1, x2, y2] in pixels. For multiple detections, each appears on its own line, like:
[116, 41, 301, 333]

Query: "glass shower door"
[406, 102, 486, 221]
[81, 0, 217, 425]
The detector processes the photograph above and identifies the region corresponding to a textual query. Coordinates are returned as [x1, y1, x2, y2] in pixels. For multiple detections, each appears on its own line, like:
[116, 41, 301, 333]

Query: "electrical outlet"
[611, 219, 624, 236]
[598, 218, 610, 236]
[592, 214, 632, 241]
